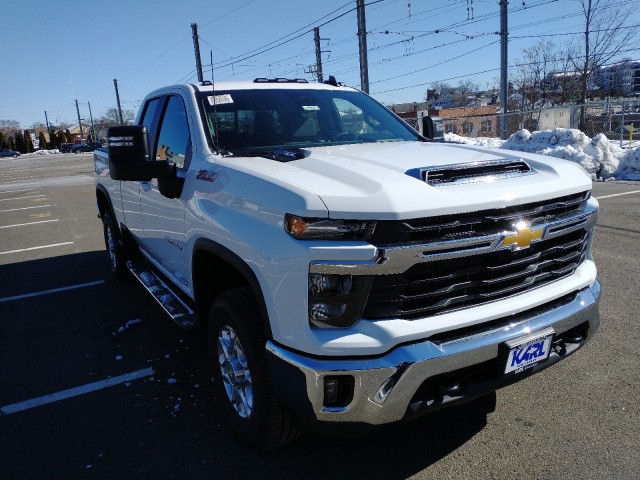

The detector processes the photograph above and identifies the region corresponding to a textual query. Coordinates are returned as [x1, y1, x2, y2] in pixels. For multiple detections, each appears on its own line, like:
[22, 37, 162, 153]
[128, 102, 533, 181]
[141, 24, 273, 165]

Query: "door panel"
[139, 95, 191, 286]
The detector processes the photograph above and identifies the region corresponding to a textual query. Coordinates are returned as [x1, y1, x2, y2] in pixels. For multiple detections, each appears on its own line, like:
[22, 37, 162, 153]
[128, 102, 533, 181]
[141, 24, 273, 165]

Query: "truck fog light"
[323, 375, 355, 408]
[309, 273, 353, 295]
[310, 303, 347, 324]
[308, 274, 373, 328]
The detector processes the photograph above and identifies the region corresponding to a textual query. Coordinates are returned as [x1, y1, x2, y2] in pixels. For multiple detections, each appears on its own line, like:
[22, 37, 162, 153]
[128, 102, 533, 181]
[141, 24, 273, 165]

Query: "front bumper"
[266, 281, 600, 426]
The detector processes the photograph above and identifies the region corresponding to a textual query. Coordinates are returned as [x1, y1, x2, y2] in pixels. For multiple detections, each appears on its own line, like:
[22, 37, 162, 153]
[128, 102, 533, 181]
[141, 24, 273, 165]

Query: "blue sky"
[1, 0, 639, 128]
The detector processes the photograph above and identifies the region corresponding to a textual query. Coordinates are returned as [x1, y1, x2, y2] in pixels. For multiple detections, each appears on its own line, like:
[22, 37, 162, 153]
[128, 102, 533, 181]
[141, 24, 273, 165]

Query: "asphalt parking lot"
[1, 153, 638, 479]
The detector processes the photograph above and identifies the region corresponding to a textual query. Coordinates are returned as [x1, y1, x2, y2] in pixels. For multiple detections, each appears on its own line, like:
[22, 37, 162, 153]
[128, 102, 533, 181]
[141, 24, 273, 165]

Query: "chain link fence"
[437, 99, 640, 147]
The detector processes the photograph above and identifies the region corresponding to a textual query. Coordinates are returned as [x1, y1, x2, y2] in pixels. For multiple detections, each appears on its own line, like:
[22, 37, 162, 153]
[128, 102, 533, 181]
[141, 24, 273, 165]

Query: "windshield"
[198, 88, 420, 156]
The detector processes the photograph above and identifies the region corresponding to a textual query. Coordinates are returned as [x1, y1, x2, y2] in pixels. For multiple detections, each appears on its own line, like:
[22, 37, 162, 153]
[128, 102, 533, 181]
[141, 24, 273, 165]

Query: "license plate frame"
[504, 327, 554, 375]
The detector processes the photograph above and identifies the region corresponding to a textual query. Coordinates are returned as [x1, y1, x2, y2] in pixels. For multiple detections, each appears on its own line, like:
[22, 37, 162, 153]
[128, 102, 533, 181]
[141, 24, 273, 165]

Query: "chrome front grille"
[371, 191, 590, 245]
[363, 229, 590, 319]
[308, 190, 597, 321]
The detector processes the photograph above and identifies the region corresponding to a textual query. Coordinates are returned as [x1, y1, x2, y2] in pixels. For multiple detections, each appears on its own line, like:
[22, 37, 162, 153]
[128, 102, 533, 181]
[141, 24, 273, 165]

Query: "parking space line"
[0, 242, 74, 255]
[0, 219, 59, 229]
[0, 195, 46, 202]
[0, 188, 38, 194]
[597, 190, 640, 200]
[0, 205, 51, 213]
[0, 280, 104, 303]
[0, 368, 154, 415]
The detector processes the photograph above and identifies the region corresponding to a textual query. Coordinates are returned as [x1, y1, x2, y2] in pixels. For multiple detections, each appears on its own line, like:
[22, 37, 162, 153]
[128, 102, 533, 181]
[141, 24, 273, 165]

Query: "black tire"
[102, 210, 129, 281]
[208, 288, 299, 451]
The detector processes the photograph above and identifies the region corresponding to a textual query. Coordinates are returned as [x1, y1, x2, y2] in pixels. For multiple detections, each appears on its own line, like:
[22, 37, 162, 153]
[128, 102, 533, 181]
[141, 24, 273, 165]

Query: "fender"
[192, 237, 272, 339]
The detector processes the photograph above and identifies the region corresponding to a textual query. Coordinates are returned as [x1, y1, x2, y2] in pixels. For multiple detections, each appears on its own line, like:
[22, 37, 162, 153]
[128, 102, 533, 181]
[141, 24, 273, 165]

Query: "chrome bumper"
[266, 281, 600, 426]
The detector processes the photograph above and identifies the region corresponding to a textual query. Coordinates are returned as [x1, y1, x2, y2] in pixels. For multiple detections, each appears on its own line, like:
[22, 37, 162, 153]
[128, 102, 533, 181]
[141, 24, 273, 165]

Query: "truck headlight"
[285, 214, 376, 241]
[308, 273, 372, 328]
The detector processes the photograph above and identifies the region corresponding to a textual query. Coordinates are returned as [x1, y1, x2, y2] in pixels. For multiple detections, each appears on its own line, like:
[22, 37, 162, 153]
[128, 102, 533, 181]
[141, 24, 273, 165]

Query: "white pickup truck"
[94, 78, 600, 450]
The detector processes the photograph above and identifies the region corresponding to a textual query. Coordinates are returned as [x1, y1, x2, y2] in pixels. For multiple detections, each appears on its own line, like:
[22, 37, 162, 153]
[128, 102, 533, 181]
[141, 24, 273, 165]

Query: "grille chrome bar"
[310, 202, 597, 277]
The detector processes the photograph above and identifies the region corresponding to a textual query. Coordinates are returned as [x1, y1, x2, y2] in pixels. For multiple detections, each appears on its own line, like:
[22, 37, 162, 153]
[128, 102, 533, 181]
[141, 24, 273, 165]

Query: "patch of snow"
[167, 378, 177, 384]
[114, 318, 142, 335]
[115, 355, 123, 361]
[444, 128, 640, 181]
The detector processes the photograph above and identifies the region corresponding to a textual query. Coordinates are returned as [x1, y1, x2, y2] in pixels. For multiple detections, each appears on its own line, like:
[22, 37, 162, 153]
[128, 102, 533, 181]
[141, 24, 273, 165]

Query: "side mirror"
[107, 125, 175, 181]
[422, 116, 445, 141]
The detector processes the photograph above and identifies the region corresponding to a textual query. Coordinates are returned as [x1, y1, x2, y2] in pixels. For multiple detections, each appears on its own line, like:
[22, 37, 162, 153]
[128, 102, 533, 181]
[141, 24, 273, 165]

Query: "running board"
[127, 261, 198, 330]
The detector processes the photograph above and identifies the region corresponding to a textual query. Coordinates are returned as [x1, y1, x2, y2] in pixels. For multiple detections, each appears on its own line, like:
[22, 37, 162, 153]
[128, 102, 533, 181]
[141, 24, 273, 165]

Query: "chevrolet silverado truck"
[94, 77, 600, 450]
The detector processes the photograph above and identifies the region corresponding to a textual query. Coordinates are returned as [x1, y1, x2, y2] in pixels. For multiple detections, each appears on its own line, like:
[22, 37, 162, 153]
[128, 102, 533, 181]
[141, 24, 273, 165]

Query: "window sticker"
[208, 94, 234, 105]
[302, 105, 320, 111]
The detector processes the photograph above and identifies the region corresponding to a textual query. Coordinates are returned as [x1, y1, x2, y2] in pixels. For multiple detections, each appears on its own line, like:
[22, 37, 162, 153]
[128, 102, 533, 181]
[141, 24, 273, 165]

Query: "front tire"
[208, 288, 299, 451]
[102, 210, 128, 280]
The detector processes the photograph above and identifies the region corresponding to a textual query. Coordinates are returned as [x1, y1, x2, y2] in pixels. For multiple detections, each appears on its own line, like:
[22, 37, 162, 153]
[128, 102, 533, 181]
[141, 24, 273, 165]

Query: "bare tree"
[98, 108, 135, 128]
[427, 80, 480, 107]
[0, 119, 21, 132]
[575, 0, 638, 127]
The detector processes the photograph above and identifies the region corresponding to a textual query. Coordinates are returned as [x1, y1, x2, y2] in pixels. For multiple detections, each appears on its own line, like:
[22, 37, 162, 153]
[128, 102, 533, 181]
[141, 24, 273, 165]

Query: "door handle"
[139, 181, 151, 192]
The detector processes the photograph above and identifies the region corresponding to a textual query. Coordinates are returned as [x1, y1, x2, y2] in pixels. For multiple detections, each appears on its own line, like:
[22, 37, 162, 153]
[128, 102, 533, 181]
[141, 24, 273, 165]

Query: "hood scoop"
[406, 159, 535, 186]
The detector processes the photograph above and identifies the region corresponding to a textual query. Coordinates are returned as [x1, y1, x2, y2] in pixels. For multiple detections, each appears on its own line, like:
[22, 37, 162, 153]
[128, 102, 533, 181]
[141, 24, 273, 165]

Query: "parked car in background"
[0, 148, 20, 158]
[59, 143, 75, 153]
[72, 142, 103, 153]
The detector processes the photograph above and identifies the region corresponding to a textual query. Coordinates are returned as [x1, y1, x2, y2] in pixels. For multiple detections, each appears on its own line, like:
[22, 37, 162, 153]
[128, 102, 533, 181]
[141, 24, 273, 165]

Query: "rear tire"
[102, 210, 129, 281]
[207, 288, 299, 451]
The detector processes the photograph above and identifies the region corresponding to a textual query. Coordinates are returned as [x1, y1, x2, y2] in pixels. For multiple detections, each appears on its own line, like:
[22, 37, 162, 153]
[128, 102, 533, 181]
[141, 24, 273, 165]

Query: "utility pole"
[113, 79, 124, 125]
[44, 111, 51, 148]
[88, 101, 96, 142]
[191, 23, 204, 83]
[75, 99, 84, 139]
[499, 0, 508, 140]
[356, 0, 369, 93]
[314, 27, 324, 83]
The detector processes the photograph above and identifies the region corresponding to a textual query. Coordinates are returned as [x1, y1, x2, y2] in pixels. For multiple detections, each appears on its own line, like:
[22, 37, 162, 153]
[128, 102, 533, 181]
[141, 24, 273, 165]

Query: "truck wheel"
[207, 288, 299, 451]
[102, 210, 128, 280]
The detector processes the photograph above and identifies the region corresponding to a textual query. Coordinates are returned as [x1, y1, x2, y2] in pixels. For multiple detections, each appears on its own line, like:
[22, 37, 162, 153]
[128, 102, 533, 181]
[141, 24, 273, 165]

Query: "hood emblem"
[502, 222, 543, 250]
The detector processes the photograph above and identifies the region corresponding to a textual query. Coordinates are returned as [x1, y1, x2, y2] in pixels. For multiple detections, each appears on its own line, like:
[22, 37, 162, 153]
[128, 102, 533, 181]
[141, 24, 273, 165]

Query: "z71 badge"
[196, 170, 218, 183]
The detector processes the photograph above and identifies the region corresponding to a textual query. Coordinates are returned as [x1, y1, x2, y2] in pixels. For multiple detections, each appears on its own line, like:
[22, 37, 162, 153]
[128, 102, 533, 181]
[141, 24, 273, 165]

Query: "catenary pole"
[499, 0, 508, 139]
[113, 79, 124, 125]
[192, 23, 204, 83]
[356, 0, 369, 93]
[75, 99, 84, 139]
[314, 27, 324, 83]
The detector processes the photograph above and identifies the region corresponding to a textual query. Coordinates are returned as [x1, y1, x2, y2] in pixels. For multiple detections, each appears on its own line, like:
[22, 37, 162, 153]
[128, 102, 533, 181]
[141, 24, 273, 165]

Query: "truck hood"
[230, 141, 592, 220]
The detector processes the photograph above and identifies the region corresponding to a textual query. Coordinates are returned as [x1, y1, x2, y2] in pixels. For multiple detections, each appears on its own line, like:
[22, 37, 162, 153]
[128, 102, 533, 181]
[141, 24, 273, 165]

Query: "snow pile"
[444, 132, 505, 148]
[445, 128, 640, 181]
[618, 148, 640, 181]
[21, 149, 61, 156]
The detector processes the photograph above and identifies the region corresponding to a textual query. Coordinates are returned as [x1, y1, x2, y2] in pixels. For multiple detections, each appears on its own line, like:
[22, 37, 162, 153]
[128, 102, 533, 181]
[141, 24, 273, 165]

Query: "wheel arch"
[192, 238, 272, 339]
[96, 184, 114, 220]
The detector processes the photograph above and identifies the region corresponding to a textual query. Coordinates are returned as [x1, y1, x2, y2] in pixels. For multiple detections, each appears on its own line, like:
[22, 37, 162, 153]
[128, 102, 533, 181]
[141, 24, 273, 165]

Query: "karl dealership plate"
[504, 327, 554, 374]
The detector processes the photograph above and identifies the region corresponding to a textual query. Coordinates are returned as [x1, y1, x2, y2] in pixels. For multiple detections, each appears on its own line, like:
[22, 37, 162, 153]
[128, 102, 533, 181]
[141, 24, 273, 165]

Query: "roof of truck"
[189, 78, 358, 93]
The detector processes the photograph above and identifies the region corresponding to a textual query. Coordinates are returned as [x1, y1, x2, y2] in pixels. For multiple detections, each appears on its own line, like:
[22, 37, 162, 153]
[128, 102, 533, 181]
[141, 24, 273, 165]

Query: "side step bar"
[127, 261, 199, 330]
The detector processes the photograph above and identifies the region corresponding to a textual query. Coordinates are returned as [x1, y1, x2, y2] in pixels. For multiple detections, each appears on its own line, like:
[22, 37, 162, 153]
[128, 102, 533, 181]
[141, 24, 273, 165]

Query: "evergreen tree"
[65, 128, 72, 143]
[24, 130, 34, 153]
[38, 131, 48, 150]
[7, 136, 15, 150]
[14, 132, 25, 153]
[0, 131, 5, 148]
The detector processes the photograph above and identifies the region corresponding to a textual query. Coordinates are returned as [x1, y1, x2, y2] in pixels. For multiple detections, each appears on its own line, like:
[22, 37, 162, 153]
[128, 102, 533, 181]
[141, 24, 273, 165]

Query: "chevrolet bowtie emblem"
[502, 223, 543, 250]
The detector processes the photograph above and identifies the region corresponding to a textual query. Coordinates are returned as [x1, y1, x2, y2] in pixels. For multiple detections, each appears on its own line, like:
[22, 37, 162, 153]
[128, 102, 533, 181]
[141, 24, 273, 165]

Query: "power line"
[371, 46, 640, 95]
